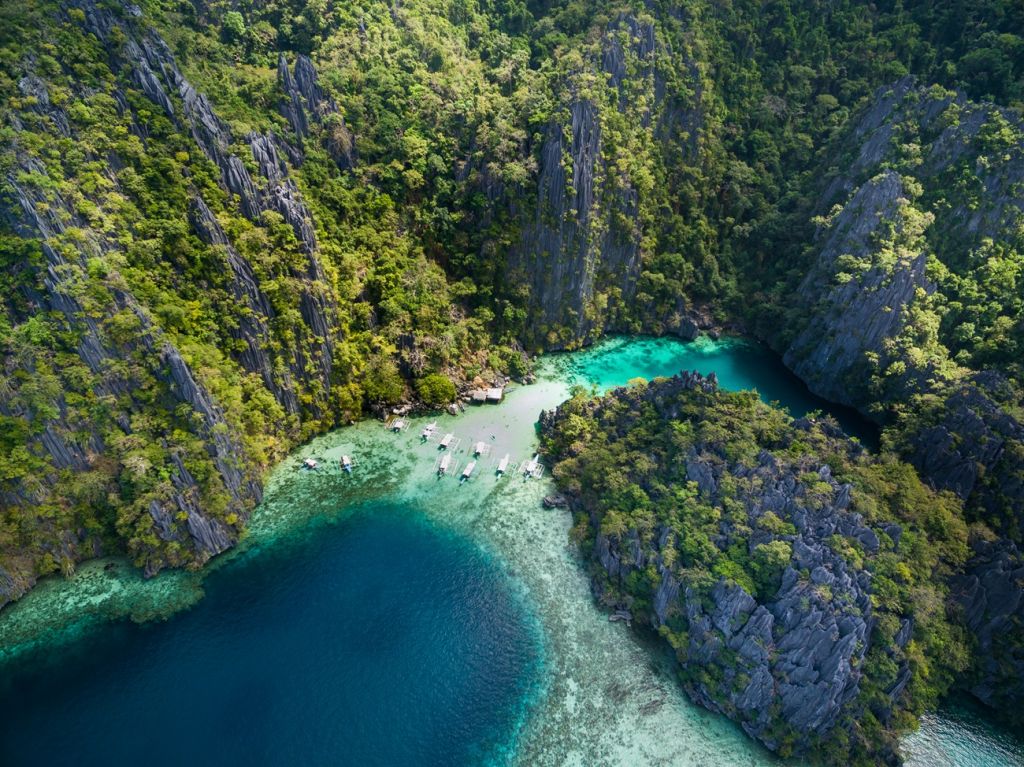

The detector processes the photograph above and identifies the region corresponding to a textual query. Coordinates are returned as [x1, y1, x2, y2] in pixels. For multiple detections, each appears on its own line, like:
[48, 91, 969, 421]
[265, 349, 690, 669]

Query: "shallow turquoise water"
[0, 335, 1017, 766]
[550, 336, 878, 447]
[902, 697, 1024, 767]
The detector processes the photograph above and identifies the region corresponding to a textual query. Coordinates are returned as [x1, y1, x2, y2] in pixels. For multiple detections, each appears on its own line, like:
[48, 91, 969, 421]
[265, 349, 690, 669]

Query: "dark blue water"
[0, 506, 539, 767]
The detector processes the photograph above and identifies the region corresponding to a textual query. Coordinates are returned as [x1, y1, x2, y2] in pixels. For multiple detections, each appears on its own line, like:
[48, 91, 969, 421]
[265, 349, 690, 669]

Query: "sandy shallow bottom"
[1, 336, 1020, 765]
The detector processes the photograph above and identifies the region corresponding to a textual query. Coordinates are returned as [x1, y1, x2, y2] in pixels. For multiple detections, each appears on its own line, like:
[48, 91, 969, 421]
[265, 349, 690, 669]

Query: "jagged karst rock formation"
[898, 372, 1024, 541]
[2, 147, 262, 598]
[783, 77, 1024, 420]
[1, 0, 1023, 746]
[0, 0, 361, 603]
[778, 84, 1024, 679]
[73, 0, 340, 415]
[784, 170, 934, 407]
[949, 536, 1024, 718]
[278, 52, 356, 170]
[541, 373, 963, 762]
[819, 77, 1024, 251]
[506, 12, 705, 346]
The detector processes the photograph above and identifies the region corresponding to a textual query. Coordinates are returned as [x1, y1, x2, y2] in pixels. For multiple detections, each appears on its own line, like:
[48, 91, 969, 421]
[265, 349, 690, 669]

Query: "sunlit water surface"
[0, 336, 1017, 766]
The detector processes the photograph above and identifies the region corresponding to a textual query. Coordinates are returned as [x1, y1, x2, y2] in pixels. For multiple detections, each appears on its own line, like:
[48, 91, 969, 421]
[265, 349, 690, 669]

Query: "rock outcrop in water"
[541, 373, 968, 764]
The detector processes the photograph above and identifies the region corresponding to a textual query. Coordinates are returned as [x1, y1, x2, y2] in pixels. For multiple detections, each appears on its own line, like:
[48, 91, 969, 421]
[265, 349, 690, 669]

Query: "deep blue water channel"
[0, 506, 538, 766]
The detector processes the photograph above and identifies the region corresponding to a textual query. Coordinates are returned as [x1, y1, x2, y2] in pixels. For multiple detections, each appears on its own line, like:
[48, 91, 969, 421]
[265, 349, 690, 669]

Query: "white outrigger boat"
[438, 453, 451, 476]
[473, 441, 486, 456]
[391, 419, 406, 432]
[302, 457, 318, 470]
[439, 433, 454, 449]
[461, 461, 476, 482]
[420, 422, 437, 439]
[341, 455, 353, 473]
[523, 454, 541, 478]
[496, 454, 510, 475]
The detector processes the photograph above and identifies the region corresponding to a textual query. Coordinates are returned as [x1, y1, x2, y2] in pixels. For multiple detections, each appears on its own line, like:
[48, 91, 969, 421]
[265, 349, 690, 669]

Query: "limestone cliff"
[949, 536, 1024, 725]
[2, 148, 262, 599]
[783, 77, 1024, 416]
[505, 12, 705, 347]
[783, 170, 934, 409]
[780, 77, 1024, 544]
[0, 0, 352, 604]
[540, 374, 964, 764]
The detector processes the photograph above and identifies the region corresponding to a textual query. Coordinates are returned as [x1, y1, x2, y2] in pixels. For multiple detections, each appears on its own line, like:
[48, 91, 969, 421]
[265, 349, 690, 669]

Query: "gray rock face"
[509, 96, 637, 343]
[505, 13, 702, 345]
[188, 197, 301, 415]
[1, 157, 260, 588]
[0, 567, 20, 609]
[949, 538, 1024, 716]
[782, 77, 1024, 422]
[784, 171, 932, 408]
[157, 342, 263, 510]
[0, 1, 296, 594]
[278, 53, 310, 140]
[671, 453, 876, 751]
[542, 373, 911, 760]
[72, 0, 338, 417]
[18, 72, 70, 136]
[901, 373, 1024, 540]
[821, 77, 1024, 253]
[278, 53, 356, 170]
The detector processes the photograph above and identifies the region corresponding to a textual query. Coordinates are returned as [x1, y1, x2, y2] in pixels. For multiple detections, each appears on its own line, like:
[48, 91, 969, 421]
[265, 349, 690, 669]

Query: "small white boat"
[438, 454, 451, 475]
[391, 419, 406, 432]
[439, 433, 454, 449]
[497, 454, 509, 475]
[303, 457, 318, 470]
[341, 455, 352, 473]
[421, 422, 437, 438]
[473, 441, 485, 456]
[461, 461, 476, 481]
[523, 454, 539, 477]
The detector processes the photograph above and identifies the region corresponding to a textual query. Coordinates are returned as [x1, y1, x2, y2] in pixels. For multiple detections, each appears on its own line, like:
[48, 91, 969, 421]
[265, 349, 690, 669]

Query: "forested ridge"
[2, 0, 1023, 760]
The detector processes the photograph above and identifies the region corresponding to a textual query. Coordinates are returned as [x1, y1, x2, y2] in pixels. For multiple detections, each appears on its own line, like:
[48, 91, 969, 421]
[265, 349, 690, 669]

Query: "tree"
[415, 373, 456, 406]
[364, 356, 405, 405]
[750, 540, 793, 599]
[222, 11, 245, 42]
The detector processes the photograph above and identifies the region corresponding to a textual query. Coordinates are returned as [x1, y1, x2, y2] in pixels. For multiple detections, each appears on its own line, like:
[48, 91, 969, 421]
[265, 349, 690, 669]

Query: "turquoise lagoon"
[0, 336, 1018, 766]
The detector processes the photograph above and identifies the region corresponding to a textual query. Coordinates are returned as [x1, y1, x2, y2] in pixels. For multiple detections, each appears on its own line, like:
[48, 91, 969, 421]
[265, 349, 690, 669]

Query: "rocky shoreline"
[540, 372, 974, 764]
